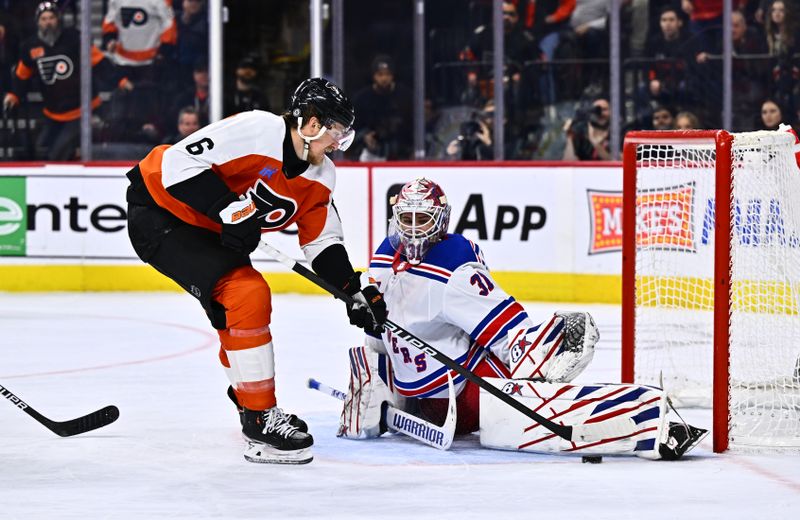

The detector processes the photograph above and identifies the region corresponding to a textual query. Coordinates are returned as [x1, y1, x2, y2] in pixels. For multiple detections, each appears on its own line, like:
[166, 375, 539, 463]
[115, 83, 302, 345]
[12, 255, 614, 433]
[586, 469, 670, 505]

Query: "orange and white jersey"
[103, 0, 177, 66]
[137, 110, 345, 263]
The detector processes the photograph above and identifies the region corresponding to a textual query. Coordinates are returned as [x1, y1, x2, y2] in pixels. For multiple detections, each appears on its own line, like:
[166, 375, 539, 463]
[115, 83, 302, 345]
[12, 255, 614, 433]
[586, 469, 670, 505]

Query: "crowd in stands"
[448, 0, 800, 160]
[0, 0, 210, 160]
[1, 0, 799, 162]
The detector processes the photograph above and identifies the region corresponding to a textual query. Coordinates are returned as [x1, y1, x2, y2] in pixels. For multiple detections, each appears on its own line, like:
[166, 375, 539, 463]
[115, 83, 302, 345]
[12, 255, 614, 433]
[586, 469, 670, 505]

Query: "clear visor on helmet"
[388, 203, 447, 264]
[325, 122, 355, 151]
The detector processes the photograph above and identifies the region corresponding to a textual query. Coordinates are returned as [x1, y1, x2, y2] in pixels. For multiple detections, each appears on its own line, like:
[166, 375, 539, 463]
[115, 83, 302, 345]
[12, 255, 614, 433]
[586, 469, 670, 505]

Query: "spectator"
[641, 6, 698, 112]
[102, 0, 177, 144]
[563, 97, 611, 160]
[764, 0, 799, 115]
[730, 9, 770, 130]
[102, 0, 177, 68]
[350, 54, 413, 161]
[521, 0, 576, 62]
[681, 0, 725, 54]
[2, 2, 131, 160]
[567, 0, 609, 87]
[652, 105, 676, 129]
[163, 105, 200, 144]
[458, 1, 539, 108]
[760, 98, 784, 129]
[224, 56, 269, 117]
[764, 0, 797, 56]
[675, 110, 701, 129]
[0, 9, 21, 99]
[446, 101, 494, 161]
[172, 58, 209, 127]
[175, 0, 208, 90]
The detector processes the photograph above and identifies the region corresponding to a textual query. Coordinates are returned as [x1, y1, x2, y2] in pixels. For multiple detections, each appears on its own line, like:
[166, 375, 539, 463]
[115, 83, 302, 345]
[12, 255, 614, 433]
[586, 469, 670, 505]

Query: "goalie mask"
[388, 178, 451, 265]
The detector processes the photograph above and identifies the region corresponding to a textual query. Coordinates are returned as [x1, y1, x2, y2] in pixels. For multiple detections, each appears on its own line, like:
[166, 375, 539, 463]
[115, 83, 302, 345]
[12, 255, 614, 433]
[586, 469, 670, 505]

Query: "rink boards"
[0, 162, 623, 302]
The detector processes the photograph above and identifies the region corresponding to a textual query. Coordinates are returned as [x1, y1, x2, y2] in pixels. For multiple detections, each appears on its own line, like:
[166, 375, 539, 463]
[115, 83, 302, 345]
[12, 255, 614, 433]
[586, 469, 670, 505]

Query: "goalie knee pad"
[506, 312, 599, 382]
[338, 346, 396, 439]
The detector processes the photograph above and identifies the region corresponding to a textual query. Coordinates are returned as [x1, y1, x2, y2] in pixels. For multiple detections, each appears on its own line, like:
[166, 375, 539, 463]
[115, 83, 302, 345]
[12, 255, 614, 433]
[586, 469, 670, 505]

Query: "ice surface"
[1, 293, 798, 519]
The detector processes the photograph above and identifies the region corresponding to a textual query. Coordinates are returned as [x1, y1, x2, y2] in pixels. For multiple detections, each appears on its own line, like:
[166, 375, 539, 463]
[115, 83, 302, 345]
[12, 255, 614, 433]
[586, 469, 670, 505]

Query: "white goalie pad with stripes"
[479, 378, 669, 460]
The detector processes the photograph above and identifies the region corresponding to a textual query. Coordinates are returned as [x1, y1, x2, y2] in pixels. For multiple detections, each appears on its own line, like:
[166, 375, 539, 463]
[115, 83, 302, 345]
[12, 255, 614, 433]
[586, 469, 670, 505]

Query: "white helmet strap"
[295, 116, 328, 161]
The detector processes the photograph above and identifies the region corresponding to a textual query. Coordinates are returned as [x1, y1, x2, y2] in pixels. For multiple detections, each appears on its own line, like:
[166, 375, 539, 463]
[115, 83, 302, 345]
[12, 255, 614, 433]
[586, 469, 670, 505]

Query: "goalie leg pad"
[338, 346, 396, 439]
[507, 311, 599, 382]
[479, 378, 675, 459]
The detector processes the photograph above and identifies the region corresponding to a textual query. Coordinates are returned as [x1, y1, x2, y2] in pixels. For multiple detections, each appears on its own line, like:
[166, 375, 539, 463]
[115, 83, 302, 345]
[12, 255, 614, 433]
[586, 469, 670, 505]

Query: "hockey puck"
[582, 456, 603, 464]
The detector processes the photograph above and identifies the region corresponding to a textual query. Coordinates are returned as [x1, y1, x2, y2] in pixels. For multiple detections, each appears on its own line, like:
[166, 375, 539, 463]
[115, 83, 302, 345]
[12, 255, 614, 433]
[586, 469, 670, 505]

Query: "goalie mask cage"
[621, 129, 800, 453]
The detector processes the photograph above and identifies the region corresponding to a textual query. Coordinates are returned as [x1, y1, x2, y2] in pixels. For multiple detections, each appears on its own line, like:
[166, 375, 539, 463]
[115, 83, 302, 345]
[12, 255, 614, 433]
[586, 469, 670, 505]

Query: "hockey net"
[621, 129, 800, 452]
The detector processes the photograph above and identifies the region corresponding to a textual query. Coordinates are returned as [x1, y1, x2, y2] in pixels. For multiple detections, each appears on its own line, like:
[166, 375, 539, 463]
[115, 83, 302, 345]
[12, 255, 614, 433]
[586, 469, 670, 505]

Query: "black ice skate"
[659, 422, 709, 460]
[242, 406, 314, 464]
[227, 385, 308, 432]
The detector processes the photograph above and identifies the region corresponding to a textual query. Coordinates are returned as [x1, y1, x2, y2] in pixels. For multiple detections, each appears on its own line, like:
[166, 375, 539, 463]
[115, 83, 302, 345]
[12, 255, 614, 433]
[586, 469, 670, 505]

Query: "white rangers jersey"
[103, 0, 177, 66]
[366, 235, 533, 398]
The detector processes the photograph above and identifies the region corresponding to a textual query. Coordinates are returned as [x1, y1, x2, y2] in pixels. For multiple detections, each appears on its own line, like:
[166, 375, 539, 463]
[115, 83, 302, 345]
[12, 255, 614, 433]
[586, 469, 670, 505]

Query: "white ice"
[1, 293, 798, 519]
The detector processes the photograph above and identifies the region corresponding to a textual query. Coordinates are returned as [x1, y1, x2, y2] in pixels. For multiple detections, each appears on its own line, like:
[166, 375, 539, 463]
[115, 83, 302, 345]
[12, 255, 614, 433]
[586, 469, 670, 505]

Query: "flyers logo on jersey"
[121, 8, 149, 27]
[636, 182, 695, 252]
[36, 55, 73, 85]
[246, 179, 297, 229]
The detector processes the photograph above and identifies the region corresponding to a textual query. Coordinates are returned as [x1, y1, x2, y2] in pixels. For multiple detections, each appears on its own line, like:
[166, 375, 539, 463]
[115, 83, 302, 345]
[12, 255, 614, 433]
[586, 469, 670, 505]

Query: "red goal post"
[621, 129, 800, 453]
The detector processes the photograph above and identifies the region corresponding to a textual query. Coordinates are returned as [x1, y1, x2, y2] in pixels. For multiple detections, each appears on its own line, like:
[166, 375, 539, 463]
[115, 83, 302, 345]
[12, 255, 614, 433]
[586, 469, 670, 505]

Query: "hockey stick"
[0, 383, 120, 437]
[257, 240, 576, 442]
[308, 377, 456, 450]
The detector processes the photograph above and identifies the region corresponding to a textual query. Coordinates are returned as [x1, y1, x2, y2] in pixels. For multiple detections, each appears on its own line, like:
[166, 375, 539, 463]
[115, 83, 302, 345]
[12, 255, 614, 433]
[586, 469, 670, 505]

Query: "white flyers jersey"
[103, 0, 177, 66]
[137, 110, 344, 264]
[366, 235, 533, 399]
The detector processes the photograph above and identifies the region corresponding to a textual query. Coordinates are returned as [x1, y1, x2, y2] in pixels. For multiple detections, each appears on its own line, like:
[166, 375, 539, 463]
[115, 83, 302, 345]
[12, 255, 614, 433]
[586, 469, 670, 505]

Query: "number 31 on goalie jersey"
[470, 271, 495, 296]
[387, 329, 427, 372]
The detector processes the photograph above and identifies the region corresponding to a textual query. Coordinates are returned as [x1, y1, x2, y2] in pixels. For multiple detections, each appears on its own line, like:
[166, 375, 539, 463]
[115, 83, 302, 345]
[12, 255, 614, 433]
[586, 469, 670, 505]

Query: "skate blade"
[243, 442, 313, 465]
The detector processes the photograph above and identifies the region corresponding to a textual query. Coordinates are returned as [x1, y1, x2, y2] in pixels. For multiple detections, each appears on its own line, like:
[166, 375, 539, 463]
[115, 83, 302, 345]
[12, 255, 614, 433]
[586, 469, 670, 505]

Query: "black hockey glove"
[344, 271, 387, 334]
[218, 198, 262, 254]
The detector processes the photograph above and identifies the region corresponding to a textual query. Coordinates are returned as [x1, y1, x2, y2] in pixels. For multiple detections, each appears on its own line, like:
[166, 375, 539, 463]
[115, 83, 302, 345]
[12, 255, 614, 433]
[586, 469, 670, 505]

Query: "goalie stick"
[256, 240, 608, 443]
[308, 377, 456, 450]
[0, 383, 119, 437]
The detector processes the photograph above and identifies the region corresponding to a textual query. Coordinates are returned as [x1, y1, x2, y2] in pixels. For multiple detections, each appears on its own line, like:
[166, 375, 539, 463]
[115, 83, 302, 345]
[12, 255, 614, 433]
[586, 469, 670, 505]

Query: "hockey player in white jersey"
[337, 177, 707, 460]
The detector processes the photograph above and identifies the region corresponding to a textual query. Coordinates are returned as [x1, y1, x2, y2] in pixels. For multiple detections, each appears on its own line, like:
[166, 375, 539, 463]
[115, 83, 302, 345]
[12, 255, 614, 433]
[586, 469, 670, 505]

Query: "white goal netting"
[631, 130, 800, 450]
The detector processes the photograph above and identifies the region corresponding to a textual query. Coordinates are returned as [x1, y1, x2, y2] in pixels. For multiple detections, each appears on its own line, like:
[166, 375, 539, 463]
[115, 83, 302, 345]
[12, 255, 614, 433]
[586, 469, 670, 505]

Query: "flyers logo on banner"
[587, 190, 623, 254]
[637, 182, 696, 252]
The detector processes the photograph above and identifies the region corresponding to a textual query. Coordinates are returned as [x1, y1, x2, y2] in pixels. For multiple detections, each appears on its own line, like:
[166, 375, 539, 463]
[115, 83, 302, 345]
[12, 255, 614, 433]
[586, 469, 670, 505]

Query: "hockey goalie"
[337, 177, 707, 460]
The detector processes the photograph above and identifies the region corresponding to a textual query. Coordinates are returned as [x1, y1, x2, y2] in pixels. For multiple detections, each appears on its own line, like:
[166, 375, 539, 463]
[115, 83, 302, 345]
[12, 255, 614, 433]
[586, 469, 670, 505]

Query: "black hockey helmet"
[289, 78, 355, 131]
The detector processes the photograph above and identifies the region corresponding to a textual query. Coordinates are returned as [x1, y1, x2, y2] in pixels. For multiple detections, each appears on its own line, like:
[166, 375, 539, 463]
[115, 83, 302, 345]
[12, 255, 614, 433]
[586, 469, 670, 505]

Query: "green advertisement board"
[0, 177, 26, 256]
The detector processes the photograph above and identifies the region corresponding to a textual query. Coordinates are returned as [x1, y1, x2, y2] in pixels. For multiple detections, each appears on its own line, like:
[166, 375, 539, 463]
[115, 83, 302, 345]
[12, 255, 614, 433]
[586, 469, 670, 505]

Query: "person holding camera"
[562, 97, 611, 161]
[446, 101, 494, 161]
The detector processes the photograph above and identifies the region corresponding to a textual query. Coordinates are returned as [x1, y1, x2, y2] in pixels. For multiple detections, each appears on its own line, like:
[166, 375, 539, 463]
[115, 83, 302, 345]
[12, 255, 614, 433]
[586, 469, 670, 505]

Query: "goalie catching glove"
[343, 271, 387, 334]
[507, 311, 599, 382]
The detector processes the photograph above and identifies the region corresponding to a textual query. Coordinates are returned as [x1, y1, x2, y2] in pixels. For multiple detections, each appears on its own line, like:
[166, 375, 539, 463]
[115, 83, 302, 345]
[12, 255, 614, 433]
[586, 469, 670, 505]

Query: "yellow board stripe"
[636, 276, 800, 315]
[0, 266, 623, 303]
